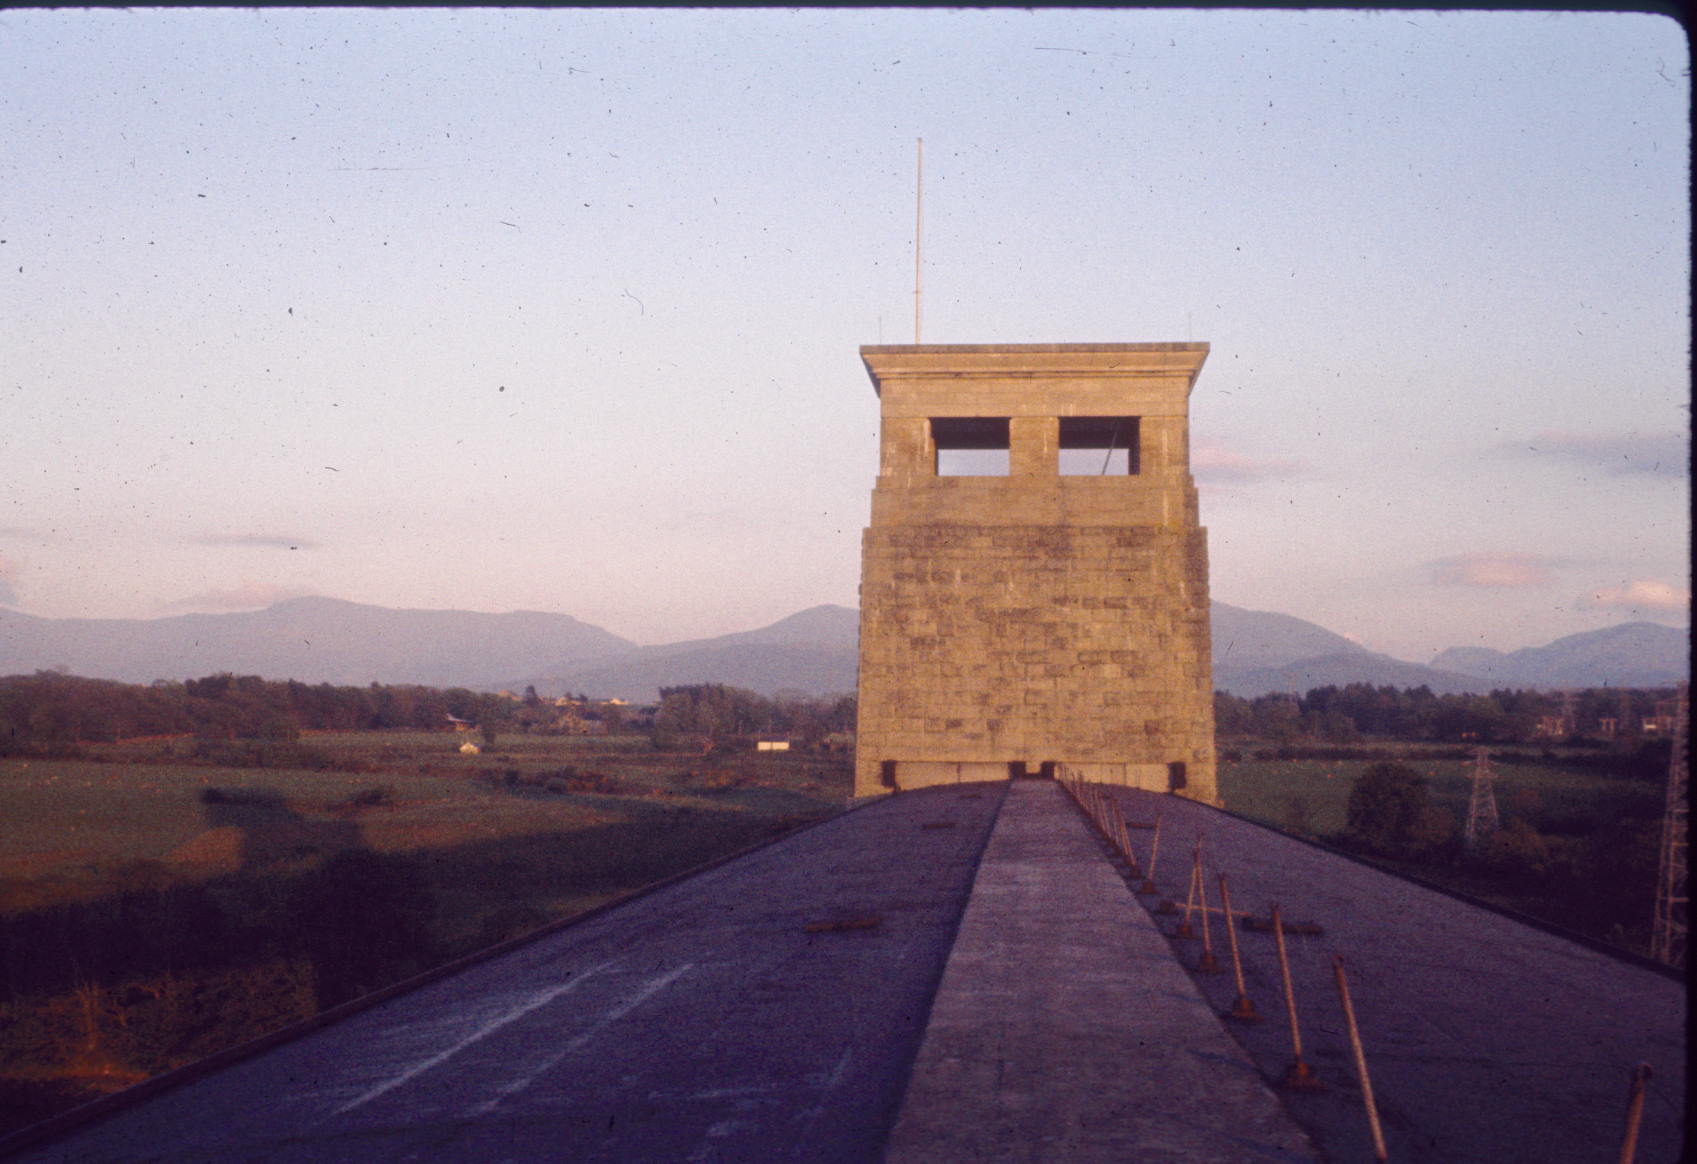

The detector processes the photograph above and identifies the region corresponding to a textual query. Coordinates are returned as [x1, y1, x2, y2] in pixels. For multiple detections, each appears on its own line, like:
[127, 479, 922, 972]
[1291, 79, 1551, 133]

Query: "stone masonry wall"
[855, 523, 1215, 800]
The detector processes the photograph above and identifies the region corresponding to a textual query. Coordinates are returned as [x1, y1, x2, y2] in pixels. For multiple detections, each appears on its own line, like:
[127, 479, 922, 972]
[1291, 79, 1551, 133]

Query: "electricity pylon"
[1651, 682, 1688, 969]
[1464, 747, 1500, 854]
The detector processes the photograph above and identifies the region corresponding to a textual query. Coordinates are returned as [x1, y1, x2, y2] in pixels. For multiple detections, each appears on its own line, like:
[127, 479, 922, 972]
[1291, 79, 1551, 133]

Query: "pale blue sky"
[0, 8, 1688, 659]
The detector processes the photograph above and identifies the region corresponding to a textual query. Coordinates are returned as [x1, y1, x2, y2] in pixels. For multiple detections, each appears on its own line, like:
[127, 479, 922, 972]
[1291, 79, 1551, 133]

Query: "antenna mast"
[915, 137, 923, 344]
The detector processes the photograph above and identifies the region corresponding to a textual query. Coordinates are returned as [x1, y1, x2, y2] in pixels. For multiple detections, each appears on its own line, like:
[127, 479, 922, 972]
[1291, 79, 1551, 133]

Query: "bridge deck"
[6, 778, 1685, 1163]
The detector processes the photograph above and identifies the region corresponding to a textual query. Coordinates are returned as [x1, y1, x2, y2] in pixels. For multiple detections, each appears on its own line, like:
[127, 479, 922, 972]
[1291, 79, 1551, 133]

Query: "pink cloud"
[1191, 442, 1310, 483]
[1431, 552, 1556, 589]
[161, 582, 317, 613]
[1582, 579, 1691, 612]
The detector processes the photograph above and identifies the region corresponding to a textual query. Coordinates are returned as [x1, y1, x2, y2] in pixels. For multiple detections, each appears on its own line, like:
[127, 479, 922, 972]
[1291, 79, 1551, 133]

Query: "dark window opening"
[881, 760, 898, 789]
[1167, 761, 1187, 791]
[933, 416, 1010, 477]
[1059, 416, 1140, 475]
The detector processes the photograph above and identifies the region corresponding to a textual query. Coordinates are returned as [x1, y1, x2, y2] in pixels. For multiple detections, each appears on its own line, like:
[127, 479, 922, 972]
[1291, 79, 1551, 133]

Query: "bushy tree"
[1346, 761, 1429, 856]
[1481, 818, 1553, 883]
[1213, 691, 1252, 736]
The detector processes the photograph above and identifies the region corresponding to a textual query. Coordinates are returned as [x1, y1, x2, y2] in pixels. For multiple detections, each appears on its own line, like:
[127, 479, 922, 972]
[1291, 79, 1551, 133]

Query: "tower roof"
[860, 343, 1209, 399]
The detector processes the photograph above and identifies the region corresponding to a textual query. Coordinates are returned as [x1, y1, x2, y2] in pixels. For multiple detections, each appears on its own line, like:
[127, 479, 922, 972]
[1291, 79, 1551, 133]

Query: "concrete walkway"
[884, 779, 1318, 1163]
[1105, 786, 1687, 1164]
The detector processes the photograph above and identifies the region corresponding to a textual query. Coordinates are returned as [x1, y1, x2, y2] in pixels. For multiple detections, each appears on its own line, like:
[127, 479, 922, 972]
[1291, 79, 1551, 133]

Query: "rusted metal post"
[1219, 874, 1261, 1021]
[1618, 1061, 1653, 1164]
[1120, 807, 1142, 877]
[1175, 841, 1202, 937]
[1139, 813, 1163, 895]
[1273, 902, 1325, 1090]
[1195, 858, 1224, 973]
[1112, 800, 1134, 866]
[1174, 845, 1201, 936]
[1333, 956, 1387, 1160]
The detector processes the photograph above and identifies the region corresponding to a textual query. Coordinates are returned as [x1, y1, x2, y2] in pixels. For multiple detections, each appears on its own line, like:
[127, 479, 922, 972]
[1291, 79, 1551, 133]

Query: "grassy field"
[1218, 754, 1664, 839]
[0, 730, 852, 1132]
[1217, 748, 1667, 957]
[2, 732, 847, 902]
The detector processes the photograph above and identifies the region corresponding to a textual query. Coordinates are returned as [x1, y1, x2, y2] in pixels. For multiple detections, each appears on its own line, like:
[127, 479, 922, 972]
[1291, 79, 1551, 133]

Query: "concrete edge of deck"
[883, 779, 1319, 1162]
[0, 798, 872, 1161]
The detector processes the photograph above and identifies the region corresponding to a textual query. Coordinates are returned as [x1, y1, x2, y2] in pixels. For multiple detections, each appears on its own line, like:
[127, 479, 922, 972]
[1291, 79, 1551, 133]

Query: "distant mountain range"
[0, 597, 1685, 701]
[531, 605, 860, 702]
[0, 598, 634, 691]
[1209, 603, 1687, 696]
[1429, 622, 1691, 690]
[1208, 602, 1500, 697]
[1207, 600, 1500, 697]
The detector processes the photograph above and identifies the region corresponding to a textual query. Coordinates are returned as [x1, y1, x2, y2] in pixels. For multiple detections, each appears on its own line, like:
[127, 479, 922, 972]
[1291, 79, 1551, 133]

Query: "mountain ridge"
[1, 598, 1685, 700]
[1430, 621, 1690, 690]
[0, 597, 635, 690]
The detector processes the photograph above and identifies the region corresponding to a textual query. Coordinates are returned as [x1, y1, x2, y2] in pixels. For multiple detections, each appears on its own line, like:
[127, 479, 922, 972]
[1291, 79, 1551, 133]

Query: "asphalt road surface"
[1101, 786, 1687, 1164]
[11, 783, 1006, 1164]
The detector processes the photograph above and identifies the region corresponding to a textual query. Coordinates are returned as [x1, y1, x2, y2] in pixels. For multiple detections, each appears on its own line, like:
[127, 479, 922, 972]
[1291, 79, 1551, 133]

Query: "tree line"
[0, 672, 529, 753]
[0, 672, 862, 756]
[1214, 682, 1679, 749]
[2, 670, 1679, 758]
[650, 684, 857, 751]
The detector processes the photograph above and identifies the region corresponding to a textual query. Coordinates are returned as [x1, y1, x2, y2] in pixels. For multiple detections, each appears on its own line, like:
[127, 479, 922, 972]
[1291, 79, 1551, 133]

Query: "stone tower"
[853, 343, 1216, 803]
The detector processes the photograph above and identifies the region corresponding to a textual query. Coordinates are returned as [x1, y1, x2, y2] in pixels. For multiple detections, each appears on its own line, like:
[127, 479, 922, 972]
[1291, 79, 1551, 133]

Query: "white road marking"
[467, 962, 694, 1116]
[335, 961, 615, 1115]
[781, 1044, 856, 1160]
[687, 1117, 752, 1163]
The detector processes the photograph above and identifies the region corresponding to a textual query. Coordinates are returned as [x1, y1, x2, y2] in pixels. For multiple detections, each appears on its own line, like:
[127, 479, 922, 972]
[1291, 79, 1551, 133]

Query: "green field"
[1219, 754, 1663, 838]
[1218, 750, 1666, 956]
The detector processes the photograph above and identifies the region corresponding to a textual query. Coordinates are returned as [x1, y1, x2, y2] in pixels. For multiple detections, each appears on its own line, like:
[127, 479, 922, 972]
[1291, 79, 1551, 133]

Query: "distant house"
[821, 731, 856, 754]
[459, 740, 481, 755]
[446, 714, 474, 733]
[756, 738, 791, 752]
